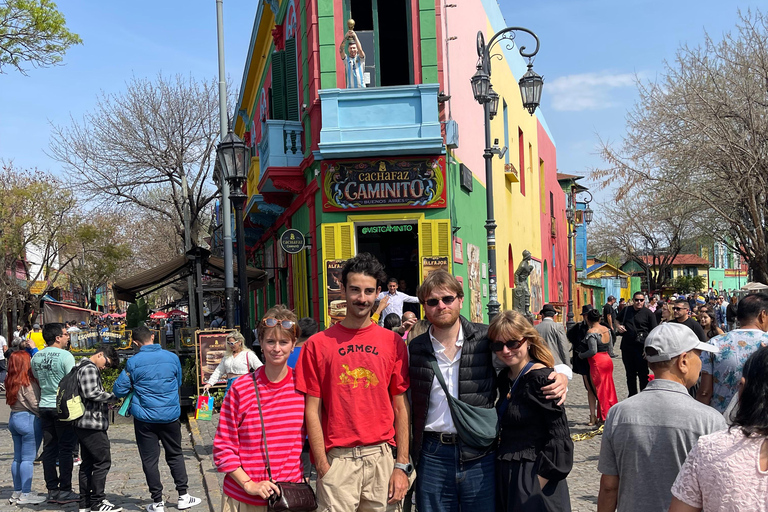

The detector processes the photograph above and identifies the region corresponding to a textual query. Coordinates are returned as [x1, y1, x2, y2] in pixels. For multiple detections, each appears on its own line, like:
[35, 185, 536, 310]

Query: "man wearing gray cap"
[596, 322, 726, 512]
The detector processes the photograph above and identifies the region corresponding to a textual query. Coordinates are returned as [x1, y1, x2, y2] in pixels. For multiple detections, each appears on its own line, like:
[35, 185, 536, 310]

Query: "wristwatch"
[394, 462, 414, 476]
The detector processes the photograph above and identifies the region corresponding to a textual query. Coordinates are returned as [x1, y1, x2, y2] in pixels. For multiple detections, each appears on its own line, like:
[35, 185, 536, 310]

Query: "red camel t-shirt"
[295, 322, 409, 451]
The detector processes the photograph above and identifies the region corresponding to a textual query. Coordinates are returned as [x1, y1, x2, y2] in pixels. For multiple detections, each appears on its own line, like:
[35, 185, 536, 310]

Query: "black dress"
[495, 368, 573, 512]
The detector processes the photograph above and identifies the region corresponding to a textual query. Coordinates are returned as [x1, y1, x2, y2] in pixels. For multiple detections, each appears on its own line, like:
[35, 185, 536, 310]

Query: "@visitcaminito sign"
[322, 156, 446, 212]
[280, 229, 306, 254]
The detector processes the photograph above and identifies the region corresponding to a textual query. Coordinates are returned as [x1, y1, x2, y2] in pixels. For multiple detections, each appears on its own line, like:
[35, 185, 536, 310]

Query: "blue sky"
[1, 0, 763, 208]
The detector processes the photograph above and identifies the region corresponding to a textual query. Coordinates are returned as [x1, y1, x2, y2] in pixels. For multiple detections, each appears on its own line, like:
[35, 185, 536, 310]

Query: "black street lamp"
[471, 27, 543, 322]
[217, 128, 253, 346]
[565, 189, 593, 329]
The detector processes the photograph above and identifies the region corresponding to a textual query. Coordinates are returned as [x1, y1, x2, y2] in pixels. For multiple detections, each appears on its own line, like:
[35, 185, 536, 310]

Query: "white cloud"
[547, 71, 637, 111]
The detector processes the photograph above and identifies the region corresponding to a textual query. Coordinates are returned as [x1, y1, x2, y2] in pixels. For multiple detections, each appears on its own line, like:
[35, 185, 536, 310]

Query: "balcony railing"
[258, 120, 304, 177]
[318, 84, 443, 159]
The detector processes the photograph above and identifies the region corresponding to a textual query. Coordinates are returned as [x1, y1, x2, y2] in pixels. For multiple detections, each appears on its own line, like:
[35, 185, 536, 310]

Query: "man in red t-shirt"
[296, 253, 413, 511]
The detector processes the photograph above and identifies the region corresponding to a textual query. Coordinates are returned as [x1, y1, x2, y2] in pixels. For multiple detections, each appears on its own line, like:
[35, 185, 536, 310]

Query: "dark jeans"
[39, 407, 77, 492]
[415, 435, 495, 512]
[621, 341, 649, 396]
[134, 419, 188, 503]
[75, 427, 111, 508]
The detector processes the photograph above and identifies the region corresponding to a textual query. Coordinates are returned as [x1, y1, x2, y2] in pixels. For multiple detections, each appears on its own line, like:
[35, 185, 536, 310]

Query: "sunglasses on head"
[490, 339, 526, 352]
[262, 318, 296, 330]
[425, 295, 458, 307]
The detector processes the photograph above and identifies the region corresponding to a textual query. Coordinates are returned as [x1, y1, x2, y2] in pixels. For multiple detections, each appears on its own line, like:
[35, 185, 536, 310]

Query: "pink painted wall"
[538, 119, 568, 303]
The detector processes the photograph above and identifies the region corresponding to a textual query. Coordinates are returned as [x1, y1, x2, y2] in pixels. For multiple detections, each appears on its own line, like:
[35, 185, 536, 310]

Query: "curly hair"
[488, 310, 555, 368]
[341, 252, 386, 288]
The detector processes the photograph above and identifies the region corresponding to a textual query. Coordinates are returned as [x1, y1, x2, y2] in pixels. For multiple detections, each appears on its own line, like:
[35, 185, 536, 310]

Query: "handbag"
[118, 391, 134, 417]
[428, 357, 498, 449]
[251, 373, 317, 512]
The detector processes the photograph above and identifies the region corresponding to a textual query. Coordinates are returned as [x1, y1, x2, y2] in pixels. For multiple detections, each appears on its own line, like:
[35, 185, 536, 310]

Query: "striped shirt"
[344, 54, 366, 88]
[213, 367, 305, 506]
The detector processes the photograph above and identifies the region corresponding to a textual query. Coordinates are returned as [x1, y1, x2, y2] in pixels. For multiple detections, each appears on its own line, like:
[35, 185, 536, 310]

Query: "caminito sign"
[322, 156, 446, 212]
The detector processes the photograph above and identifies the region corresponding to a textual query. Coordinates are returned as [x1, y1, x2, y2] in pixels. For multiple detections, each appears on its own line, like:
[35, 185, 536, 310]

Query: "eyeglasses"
[633, 298, 645, 303]
[226, 340, 240, 346]
[672, 307, 688, 312]
[490, 339, 526, 352]
[262, 318, 296, 330]
[424, 295, 458, 307]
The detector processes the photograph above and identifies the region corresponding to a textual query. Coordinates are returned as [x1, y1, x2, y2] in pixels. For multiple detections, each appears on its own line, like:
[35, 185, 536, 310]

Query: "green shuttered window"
[270, 39, 299, 122]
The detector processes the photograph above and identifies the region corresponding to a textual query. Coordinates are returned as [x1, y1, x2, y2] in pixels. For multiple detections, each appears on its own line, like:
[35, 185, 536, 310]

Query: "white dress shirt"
[376, 290, 420, 325]
[424, 324, 464, 434]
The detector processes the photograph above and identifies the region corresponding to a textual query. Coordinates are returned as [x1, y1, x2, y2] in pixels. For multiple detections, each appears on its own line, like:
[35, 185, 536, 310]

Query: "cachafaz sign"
[322, 156, 446, 211]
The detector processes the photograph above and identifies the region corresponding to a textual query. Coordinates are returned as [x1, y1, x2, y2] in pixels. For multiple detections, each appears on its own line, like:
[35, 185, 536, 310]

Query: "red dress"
[583, 332, 618, 421]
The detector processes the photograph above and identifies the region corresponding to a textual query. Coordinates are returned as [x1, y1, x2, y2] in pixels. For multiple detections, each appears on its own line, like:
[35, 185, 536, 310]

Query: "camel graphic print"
[338, 364, 379, 388]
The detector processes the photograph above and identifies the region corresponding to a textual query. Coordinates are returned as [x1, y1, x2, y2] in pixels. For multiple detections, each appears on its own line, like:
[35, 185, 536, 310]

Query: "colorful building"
[699, 241, 748, 293]
[232, 0, 569, 327]
[621, 254, 711, 293]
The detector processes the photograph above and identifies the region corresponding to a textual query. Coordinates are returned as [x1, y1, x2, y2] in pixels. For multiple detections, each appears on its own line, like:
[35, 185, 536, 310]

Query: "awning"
[113, 248, 267, 303]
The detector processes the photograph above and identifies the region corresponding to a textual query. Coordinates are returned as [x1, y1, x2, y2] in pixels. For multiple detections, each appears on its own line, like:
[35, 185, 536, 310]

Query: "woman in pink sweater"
[213, 305, 306, 512]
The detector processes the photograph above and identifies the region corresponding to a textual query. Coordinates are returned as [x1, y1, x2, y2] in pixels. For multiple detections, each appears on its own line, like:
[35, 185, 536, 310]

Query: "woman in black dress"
[490, 310, 573, 512]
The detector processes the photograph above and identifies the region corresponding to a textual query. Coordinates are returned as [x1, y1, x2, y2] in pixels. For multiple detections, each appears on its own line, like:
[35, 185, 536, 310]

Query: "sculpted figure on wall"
[514, 250, 534, 321]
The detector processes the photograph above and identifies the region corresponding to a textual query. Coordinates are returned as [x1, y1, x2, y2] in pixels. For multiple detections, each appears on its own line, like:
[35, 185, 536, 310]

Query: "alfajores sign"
[322, 156, 446, 212]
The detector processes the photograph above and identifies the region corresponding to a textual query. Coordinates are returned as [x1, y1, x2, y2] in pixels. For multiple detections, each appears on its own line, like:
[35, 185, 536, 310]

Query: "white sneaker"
[17, 493, 47, 505]
[147, 502, 164, 512]
[177, 494, 201, 510]
[9, 491, 22, 504]
[91, 499, 122, 512]
[80, 509, 90, 512]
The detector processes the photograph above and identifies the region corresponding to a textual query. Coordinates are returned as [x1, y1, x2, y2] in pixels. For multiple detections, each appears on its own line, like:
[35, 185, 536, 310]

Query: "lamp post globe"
[584, 204, 594, 225]
[488, 87, 500, 120]
[471, 66, 491, 104]
[518, 63, 544, 115]
[216, 129, 249, 182]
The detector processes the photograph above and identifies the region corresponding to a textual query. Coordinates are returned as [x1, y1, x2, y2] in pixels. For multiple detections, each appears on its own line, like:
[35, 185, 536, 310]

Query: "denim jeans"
[9, 410, 43, 493]
[415, 435, 495, 512]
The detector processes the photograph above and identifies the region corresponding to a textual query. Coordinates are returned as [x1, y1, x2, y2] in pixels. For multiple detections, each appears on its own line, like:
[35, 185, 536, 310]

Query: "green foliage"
[674, 275, 706, 294]
[0, 0, 82, 74]
[126, 298, 149, 329]
[181, 356, 197, 388]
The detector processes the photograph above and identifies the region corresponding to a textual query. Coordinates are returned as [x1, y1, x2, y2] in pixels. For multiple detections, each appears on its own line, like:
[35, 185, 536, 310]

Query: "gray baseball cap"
[644, 322, 719, 362]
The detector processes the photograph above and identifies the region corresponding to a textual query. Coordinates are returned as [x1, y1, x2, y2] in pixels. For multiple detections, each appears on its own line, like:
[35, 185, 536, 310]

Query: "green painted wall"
[317, 0, 337, 88]
[418, 0, 437, 83]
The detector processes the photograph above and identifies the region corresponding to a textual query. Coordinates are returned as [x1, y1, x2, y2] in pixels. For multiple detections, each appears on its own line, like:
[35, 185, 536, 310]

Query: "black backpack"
[56, 367, 84, 422]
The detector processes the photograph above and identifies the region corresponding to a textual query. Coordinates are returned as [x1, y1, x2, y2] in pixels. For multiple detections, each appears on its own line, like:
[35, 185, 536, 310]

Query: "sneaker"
[17, 493, 47, 505]
[9, 491, 21, 504]
[57, 491, 81, 504]
[177, 495, 201, 510]
[146, 502, 164, 512]
[80, 509, 91, 512]
[73, 457, 82, 466]
[47, 490, 60, 503]
[91, 499, 122, 512]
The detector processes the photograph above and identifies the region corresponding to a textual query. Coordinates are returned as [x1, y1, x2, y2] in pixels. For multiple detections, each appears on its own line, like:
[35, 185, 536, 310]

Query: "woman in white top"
[669, 345, 768, 512]
[203, 331, 263, 393]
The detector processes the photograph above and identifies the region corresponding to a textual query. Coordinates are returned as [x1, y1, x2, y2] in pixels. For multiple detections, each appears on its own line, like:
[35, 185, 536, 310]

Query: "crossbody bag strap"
[251, 371, 273, 481]
[427, 356, 452, 398]
[497, 360, 535, 419]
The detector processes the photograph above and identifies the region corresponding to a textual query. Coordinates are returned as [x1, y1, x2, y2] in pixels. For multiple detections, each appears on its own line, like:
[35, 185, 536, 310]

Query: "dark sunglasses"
[633, 298, 645, 302]
[672, 307, 688, 312]
[425, 295, 458, 307]
[262, 318, 296, 330]
[490, 339, 526, 352]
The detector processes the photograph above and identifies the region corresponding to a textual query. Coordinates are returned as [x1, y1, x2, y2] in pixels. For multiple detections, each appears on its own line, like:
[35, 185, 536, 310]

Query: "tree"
[49, 74, 221, 249]
[674, 275, 706, 294]
[592, 9, 768, 284]
[588, 192, 699, 292]
[0, 0, 82, 75]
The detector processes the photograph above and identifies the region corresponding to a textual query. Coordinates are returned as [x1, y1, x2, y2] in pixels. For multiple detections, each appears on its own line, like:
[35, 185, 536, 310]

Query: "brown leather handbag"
[251, 373, 317, 512]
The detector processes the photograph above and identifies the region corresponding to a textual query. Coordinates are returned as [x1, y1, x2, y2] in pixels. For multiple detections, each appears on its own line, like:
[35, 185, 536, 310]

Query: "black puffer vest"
[408, 315, 498, 465]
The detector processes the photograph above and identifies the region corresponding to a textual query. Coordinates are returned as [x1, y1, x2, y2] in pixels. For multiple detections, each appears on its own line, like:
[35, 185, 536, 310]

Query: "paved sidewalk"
[0, 405, 210, 512]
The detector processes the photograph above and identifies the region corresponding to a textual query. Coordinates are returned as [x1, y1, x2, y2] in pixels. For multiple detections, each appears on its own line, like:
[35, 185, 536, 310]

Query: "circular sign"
[280, 229, 306, 254]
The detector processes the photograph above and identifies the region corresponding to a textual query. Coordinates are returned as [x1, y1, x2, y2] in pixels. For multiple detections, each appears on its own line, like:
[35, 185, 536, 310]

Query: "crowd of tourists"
[4, 253, 768, 511]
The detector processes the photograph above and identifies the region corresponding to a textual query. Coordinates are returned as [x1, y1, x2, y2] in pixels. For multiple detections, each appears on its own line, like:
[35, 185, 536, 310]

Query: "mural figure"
[339, 19, 366, 88]
[514, 250, 534, 321]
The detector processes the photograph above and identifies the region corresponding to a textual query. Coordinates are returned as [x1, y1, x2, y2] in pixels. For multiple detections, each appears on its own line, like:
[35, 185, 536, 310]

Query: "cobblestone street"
[0, 406, 209, 512]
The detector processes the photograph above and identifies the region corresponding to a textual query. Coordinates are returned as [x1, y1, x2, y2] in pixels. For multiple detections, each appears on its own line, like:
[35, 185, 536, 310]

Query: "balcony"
[317, 84, 443, 159]
[255, 119, 304, 195]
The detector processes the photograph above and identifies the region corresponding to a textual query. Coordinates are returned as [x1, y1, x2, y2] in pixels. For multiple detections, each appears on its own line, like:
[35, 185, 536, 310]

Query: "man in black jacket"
[616, 291, 658, 396]
[408, 270, 568, 512]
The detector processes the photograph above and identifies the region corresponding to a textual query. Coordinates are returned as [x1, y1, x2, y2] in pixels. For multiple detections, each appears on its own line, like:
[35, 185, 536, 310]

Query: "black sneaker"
[47, 490, 60, 503]
[57, 491, 81, 504]
[91, 499, 122, 512]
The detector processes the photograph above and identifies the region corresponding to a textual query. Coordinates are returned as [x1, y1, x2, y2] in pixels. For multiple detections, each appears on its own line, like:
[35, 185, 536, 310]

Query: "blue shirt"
[286, 345, 302, 369]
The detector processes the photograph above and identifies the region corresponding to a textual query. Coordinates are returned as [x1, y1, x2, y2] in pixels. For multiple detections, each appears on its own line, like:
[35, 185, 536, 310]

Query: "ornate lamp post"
[565, 189, 593, 329]
[217, 129, 253, 346]
[471, 28, 544, 321]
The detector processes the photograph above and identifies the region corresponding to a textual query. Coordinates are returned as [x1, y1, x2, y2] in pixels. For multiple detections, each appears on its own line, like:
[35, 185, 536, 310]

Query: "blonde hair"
[256, 304, 300, 344]
[488, 310, 555, 368]
[224, 331, 247, 357]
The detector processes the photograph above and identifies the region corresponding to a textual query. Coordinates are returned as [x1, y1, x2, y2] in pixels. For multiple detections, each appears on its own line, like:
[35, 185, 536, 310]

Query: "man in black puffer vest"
[409, 270, 569, 512]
